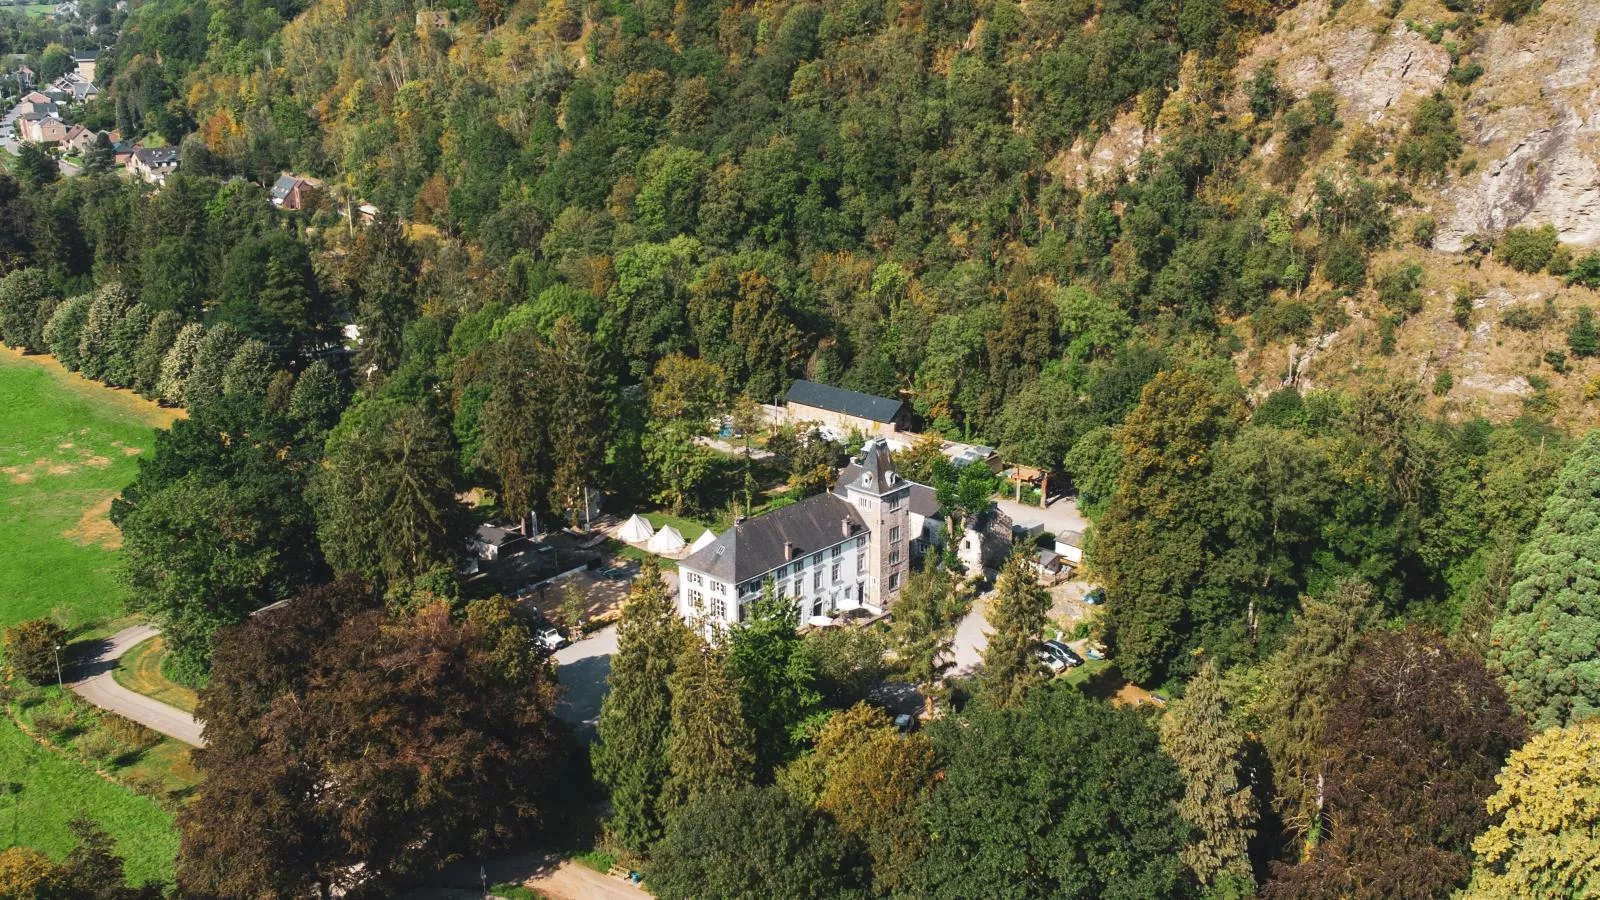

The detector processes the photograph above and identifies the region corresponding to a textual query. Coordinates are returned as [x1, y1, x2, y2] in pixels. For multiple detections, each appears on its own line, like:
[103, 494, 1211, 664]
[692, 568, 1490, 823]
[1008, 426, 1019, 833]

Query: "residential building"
[677, 438, 913, 631]
[783, 379, 912, 439]
[127, 146, 180, 184]
[72, 49, 97, 83]
[270, 173, 320, 210]
[18, 113, 67, 143]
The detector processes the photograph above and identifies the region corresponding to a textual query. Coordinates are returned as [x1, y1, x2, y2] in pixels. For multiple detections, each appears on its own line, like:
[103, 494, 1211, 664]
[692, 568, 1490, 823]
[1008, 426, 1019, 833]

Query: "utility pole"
[52, 643, 63, 689]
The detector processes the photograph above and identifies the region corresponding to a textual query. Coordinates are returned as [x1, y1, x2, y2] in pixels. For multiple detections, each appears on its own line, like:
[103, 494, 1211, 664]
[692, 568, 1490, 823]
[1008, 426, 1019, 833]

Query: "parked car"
[1085, 643, 1106, 661]
[1082, 586, 1105, 605]
[893, 713, 919, 733]
[534, 624, 568, 651]
[1037, 640, 1082, 673]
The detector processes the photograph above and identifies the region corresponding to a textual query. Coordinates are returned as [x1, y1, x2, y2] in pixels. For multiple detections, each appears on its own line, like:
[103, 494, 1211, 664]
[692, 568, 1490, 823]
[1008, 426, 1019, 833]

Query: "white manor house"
[676, 438, 943, 630]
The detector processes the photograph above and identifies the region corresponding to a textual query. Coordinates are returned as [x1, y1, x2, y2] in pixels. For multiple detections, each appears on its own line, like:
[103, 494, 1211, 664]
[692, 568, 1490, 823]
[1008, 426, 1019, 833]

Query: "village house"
[782, 379, 913, 439]
[18, 112, 67, 144]
[127, 146, 179, 184]
[72, 49, 97, 83]
[269, 173, 320, 210]
[14, 65, 34, 86]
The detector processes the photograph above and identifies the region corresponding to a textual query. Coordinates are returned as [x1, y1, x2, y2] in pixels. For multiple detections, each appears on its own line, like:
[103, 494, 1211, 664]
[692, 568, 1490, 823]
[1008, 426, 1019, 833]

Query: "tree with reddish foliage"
[1263, 628, 1526, 900]
[178, 579, 571, 899]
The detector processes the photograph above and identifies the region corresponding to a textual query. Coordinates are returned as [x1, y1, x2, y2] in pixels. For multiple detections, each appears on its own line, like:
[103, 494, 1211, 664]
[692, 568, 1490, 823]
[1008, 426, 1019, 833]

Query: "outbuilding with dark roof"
[783, 379, 910, 437]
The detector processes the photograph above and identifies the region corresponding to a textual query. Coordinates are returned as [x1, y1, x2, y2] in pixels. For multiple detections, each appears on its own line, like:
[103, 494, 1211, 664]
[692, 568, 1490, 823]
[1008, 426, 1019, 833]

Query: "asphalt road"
[552, 624, 617, 743]
[67, 624, 206, 747]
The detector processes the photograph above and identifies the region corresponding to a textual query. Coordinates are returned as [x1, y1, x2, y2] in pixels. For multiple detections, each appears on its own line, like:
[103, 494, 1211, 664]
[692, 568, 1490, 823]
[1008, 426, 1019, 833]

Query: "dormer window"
[862, 471, 874, 488]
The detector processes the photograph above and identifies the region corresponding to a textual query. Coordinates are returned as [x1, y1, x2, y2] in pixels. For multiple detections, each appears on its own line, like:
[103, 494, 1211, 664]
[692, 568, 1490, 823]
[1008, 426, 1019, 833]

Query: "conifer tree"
[133, 310, 182, 398]
[663, 633, 755, 819]
[1258, 578, 1377, 841]
[1159, 660, 1257, 890]
[184, 323, 245, 414]
[890, 559, 970, 714]
[978, 552, 1051, 708]
[221, 339, 276, 401]
[43, 293, 92, 370]
[0, 266, 58, 350]
[1490, 431, 1600, 730]
[593, 559, 690, 854]
[76, 285, 135, 382]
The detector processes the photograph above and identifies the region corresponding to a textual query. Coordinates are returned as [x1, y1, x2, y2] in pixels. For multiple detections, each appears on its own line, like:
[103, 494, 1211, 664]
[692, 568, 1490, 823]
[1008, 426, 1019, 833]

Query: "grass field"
[0, 348, 183, 884]
[0, 345, 179, 631]
[112, 637, 197, 713]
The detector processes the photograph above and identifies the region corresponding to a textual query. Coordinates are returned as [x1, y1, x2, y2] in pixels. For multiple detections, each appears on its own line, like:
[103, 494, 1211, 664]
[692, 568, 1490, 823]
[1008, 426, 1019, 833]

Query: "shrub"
[1321, 233, 1368, 291]
[1395, 95, 1464, 182]
[1376, 263, 1425, 316]
[76, 728, 123, 763]
[1568, 252, 1600, 288]
[574, 849, 618, 873]
[1499, 225, 1560, 273]
[1453, 285, 1474, 328]
[1433, 369, 1454, 396]
[104, 713, 161, 751]
[1545, 350, 1569, 374]
[1501, 306, 1542, 331]
[1549, 243, 1574, 277]
[489, 885, 540, 900]
[1568, 307, 1600, 358]
[1489, 0, 1538, 22]
[1252, 301, 1314, 342]
[1411, 216, 1437, 247]
[3, 619, 67, 686]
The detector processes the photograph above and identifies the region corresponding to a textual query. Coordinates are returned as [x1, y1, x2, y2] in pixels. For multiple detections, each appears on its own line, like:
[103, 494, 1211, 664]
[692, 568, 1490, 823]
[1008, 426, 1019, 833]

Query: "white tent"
[618, 514, 655, 543]
[647, 525, 687, 554]
[688, 529, 717, 553]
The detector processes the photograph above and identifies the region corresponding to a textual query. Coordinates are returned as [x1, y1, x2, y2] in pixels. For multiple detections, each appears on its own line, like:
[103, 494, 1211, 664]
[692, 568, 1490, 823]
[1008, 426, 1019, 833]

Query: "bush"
[573, 849, 618, 873]
[76, 728, 123, 763]
[3, 619, 67, 686]
[1568, 252, 1600, 288]
[1411, 216, 1437, 247]
[1545, 350, 1569, 374]
[1395, 95, 1464, 182]
[1501, 306, 1542, 331]
[1488, 0, 1539, 22]
[1433, 369, 1454, 396]
[1499, 225, 1560, 273]
[1376, 263, 1425, 316]
[1321, 233, 1369, 291]
[1568, 307, 1600, 358]
[1453, 285, 1474, 328]
[1252, 300, 1315, 342]
[489, 885, 540, 900]
[104, 713, 161, 751]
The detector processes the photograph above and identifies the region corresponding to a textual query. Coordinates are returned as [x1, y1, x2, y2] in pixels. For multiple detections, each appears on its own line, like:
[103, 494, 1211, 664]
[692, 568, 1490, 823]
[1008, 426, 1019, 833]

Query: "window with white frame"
[711, 581, 726, 595]
[688, 571, 703, 586]
[831, 545, 842, 558]
[792, 577, 802, 597]
[889, 525, 900, 543]
[888, 492, 904, 510]
[857, 553, 865, 574]
[689, 590, 704, 610]
[890, 545, 901, 565]
[711, 595, 726, 619]
[888, 572, 900, 590]
[831, 562, 840, 583]
[814, 570, 822, 590]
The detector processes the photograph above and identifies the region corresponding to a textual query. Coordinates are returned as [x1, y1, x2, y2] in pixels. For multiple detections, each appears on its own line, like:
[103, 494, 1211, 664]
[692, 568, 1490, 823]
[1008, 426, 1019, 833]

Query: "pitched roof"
[73, 49, 99, 60]
[270, 174, 300, 199]
[131, 146, 179, 166]
[785, 379, 903, 424]
[680, 492, 865, 584]
[834, 463, 939, 517]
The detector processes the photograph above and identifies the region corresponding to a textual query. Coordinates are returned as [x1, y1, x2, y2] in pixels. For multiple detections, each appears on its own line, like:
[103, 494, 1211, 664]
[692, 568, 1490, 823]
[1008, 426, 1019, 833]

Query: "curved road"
[67, 624, 205, 747]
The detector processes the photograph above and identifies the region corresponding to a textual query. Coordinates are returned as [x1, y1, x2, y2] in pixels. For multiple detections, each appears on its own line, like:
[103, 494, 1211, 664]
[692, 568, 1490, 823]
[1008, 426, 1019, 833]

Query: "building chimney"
[841, 518, 851, 538]
[784, 540, 794, 561]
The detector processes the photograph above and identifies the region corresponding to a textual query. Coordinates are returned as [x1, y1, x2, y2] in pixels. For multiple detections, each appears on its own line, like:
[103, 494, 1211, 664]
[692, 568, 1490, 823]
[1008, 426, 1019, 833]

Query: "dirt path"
[527, 860, 651, 900]
[68, 624, 205, 747]
[0, 344, 185, 428]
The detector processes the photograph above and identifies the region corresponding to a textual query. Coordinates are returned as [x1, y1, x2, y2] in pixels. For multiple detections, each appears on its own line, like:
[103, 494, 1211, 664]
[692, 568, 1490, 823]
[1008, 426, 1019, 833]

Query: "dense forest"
[2, 0, 1600, 896]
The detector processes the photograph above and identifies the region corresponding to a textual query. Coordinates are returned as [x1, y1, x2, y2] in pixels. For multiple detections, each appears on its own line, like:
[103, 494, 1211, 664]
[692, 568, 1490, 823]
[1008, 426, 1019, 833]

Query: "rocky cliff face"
[1437, 0, 1600, 249]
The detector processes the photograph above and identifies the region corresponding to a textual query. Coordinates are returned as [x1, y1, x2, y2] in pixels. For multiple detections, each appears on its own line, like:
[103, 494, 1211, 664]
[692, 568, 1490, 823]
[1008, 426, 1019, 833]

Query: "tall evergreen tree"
[1092, 369, 1240, 684]
[726, 587, 824, 778]
[664, 634, 755, 818]
[1159, 660, 1258, 890]
[0, 266, 58, 350]
[349, 210, 418, 378]
[1258, 578, 1378, 841]
[544, 317, 612, 527]
[978, 553, 1051, 709]
[1490, 431, 1600, 730]
[593, 559, 689, 854]
[891, 560, 969, 714]
[155, 323, 204, 404]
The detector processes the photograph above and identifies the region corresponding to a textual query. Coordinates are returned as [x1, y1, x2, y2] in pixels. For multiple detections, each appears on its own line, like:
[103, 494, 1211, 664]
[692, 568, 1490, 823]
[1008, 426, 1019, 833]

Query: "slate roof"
[785, 379, 904, 424]
[473, 523, 522, 547]
[679, 492, 865, 584]
[131, 146, 179, 166]
[74, 49, 98, 60]
[834, 463, 939, 518]
[270, 174, 300, 200]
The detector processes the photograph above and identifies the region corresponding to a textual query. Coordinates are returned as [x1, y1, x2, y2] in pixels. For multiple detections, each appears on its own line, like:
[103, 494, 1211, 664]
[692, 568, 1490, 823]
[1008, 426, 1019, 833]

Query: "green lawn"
[640, 511, 712, 542]
[0, 348, 177, 630]
[0, 349, 182, 885]
[0, 706, 180, 887]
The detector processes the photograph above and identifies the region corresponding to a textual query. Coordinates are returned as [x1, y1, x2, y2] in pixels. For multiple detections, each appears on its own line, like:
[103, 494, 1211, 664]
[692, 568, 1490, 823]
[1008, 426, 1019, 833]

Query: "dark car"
[1037, 640, 1083, 673]
[1083, 587, 1106, 605]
